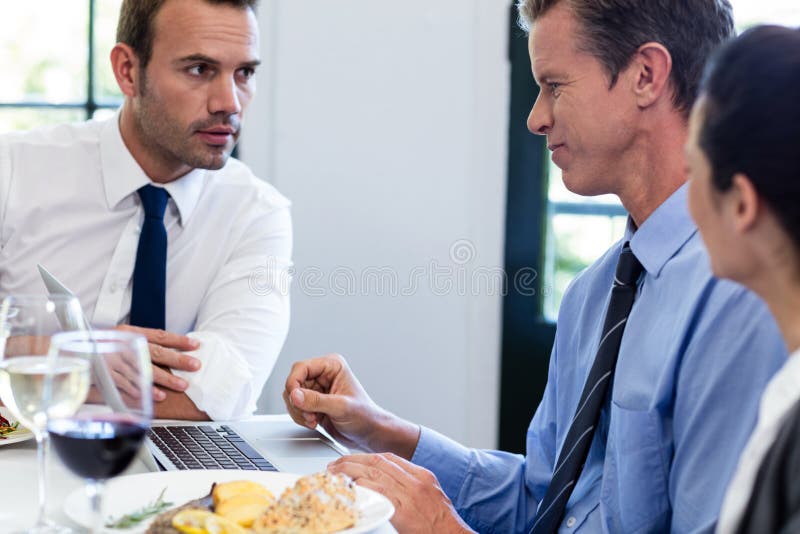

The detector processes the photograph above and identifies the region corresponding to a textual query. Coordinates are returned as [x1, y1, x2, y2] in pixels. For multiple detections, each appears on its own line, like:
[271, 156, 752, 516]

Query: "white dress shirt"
[0, 113, 292, 420]
[717, 348, 800, 533]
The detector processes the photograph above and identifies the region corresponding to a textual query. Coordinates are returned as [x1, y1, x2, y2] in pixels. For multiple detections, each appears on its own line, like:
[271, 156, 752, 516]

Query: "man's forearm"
[154, 390, 210, 421]
[368, 409, 422, 460]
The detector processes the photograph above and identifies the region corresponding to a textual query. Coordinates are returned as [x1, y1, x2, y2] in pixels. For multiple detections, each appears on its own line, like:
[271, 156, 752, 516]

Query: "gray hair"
[516, 0, 735, 117]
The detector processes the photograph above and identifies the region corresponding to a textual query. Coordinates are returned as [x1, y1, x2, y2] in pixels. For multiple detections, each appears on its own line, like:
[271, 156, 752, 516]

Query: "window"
[540, 0, 800, 320]
[0, 0, 123, 133]
[543, 165, 626, 320]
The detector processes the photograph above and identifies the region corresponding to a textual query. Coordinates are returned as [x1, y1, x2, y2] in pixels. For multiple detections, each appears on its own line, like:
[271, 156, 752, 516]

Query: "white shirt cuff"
[172, 331, 255, 421]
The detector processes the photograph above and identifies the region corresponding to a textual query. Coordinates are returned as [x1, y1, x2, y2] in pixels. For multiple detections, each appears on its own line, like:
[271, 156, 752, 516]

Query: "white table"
[0, 415, 396, 533]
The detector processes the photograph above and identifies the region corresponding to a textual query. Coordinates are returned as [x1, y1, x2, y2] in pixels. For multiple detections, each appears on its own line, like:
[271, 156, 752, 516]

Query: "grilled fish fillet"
[144, 485, 215, 534]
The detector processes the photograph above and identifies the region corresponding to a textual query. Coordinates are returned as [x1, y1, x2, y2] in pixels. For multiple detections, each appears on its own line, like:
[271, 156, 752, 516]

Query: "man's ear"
[110, 43, 141, 98]
[729, 173, 761, 235]
[628, 42, 673, 109]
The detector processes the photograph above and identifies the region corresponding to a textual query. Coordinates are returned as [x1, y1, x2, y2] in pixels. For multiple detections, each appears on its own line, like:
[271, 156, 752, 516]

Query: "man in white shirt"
[0, 0, 291, 420]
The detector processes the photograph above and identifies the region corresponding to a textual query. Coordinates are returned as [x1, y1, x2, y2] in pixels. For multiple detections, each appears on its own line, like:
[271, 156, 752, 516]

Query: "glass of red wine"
[45, 331, 152, 534]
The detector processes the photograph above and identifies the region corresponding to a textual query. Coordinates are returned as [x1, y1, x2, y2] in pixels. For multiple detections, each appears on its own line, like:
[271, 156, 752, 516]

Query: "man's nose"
[208, 76, 242, 116]
[527, 92, 552, 135]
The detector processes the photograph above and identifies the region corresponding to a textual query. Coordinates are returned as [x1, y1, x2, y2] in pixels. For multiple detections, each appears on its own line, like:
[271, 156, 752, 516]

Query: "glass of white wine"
[0, 295, 90, 534]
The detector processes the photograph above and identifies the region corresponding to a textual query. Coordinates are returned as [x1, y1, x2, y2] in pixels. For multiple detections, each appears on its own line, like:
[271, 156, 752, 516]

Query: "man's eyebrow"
[534, 70, 566, 86]
[176, 54, 261, 67]
[177, 54, 220, 64]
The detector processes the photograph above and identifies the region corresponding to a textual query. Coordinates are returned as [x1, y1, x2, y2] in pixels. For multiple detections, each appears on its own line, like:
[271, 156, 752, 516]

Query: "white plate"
[64, 469, 394, 533]
[0, 407, 34, 446]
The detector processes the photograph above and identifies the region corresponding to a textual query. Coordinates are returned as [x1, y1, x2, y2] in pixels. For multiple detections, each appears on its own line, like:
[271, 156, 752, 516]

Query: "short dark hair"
[517, 0, 735, 117]
[116, 0, 259, 68]
[699, 25, 800, 248]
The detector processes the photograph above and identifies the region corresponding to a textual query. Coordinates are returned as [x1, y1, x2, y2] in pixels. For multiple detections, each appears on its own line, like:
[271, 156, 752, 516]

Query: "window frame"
[498, 3, 554, 453]
[0, 0, 121, 121]
[498, 4, 629, 453]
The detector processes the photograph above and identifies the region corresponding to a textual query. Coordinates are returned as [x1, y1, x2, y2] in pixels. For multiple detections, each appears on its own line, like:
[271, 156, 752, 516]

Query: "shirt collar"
[100, 111, 207, 226]
[624, 183, 697, 278]
[161, 169, 206, 226]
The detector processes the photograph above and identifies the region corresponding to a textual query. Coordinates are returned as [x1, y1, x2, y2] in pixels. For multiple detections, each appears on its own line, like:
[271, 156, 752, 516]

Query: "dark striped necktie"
[129, 184, 170, 330]
[530, 242, 644, 534]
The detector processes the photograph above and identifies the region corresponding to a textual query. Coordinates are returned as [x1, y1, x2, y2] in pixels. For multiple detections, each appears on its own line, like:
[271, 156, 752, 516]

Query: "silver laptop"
[147, 419, 346, 475]
[38, 264, 344, 474]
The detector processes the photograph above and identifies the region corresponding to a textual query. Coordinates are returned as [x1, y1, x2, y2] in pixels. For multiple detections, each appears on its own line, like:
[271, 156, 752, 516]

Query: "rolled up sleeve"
[174, 202, 292, 421]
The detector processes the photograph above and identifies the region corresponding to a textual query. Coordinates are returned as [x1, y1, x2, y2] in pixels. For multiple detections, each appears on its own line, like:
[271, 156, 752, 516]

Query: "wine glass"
[46, 330, 153, 534]
[0, 295, 91, 534]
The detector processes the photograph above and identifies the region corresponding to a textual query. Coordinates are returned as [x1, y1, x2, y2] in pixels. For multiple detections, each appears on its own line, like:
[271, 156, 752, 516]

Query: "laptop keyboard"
[147, 425, 278, 471]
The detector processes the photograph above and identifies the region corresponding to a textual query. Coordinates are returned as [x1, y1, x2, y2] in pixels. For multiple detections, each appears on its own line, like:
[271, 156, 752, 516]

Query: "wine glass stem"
[86, 479, 105, 534]
[34, 429, 51, 527]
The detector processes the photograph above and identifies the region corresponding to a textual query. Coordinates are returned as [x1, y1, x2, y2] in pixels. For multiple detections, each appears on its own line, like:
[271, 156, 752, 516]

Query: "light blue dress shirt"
[412, 184, 787, 533]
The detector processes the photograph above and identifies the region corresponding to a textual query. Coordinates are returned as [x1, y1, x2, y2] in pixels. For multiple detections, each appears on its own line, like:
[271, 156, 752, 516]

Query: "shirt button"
[566, 517, 577, 528]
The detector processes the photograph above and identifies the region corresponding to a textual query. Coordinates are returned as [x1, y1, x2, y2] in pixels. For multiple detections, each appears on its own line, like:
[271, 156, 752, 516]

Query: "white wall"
[241, 1, 510, 449]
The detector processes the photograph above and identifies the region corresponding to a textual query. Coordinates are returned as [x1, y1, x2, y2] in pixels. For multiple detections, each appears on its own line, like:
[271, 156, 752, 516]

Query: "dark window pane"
[0, 108, 86, 134]
[0, 2, 88, 104]
[95, 0, 124, 104]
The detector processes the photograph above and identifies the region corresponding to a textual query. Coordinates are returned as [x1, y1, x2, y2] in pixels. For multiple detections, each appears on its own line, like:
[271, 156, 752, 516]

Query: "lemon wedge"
[172, 509, 215, 534]
[205, 514, 248, 534]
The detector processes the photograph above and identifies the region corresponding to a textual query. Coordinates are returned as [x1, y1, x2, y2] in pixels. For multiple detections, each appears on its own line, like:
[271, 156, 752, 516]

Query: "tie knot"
[614, 242, 644, 287]
[138, 184, 169, 220]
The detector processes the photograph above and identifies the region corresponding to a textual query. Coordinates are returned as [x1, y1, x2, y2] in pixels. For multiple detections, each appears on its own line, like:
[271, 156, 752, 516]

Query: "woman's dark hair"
[699, 25, 800, 247]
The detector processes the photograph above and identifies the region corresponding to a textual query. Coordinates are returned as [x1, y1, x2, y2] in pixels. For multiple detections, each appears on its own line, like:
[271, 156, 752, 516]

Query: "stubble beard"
[135, 71, 235, 172]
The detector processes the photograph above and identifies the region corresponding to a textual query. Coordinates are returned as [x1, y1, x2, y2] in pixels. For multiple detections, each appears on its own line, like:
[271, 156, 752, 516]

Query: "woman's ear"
[629, 42, 673, 109]
[110, 43, 141, 98]
[729, 173, 761, 235]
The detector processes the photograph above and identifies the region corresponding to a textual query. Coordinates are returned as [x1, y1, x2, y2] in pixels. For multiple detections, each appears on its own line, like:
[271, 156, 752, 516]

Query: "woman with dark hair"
[685, 25, 800, 534]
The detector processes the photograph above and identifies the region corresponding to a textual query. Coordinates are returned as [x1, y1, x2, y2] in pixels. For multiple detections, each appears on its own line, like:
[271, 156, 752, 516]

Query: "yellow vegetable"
[212, 480, 274, 508]
[171, 509, 215, 534]
[215, 494, 274, 527]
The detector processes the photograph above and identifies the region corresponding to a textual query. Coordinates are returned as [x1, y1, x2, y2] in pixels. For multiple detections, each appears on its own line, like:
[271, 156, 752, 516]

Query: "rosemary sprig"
[105, 487, 173, 529]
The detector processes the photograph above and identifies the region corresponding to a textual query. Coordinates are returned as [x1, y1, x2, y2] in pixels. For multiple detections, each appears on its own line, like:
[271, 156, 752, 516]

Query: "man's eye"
[239, 67, 256, 79]
[549, 82, 562, 94]
[187, 64, 209, 76]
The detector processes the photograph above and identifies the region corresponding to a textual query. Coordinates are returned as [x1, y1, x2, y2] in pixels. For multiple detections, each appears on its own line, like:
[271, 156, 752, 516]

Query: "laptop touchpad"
[256, 438, 340, 459]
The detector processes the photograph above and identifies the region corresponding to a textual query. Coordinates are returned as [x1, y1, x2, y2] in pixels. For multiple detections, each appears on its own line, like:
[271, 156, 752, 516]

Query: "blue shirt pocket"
[601, 401, 671, 533]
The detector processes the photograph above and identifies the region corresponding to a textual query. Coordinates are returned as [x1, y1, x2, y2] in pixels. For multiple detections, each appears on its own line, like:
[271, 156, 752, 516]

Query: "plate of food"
[63, 469, 394, 533]
[0, 407, 33, 446]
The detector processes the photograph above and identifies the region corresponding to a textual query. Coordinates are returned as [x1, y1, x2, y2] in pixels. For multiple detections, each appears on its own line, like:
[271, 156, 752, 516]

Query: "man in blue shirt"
[282, 1, 787, 532]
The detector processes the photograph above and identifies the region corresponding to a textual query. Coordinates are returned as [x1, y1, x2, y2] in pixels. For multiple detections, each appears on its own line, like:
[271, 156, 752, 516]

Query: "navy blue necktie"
[530, 242, 644, 534]
[129, 184, 169, 330]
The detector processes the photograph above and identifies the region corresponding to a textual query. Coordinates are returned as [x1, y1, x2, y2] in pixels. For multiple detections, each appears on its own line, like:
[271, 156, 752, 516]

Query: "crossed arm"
[117, 325, 209, 420]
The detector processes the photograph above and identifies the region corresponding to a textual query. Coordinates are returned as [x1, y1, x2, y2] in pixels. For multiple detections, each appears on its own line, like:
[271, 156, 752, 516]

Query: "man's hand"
[329, 453, 475, 534]
[283, 354, 420, 457]
[117, 325, 201, 401]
